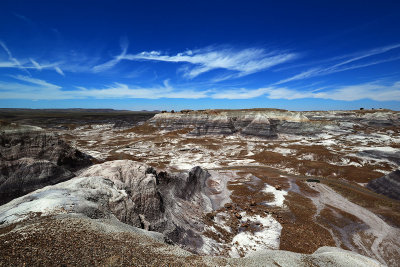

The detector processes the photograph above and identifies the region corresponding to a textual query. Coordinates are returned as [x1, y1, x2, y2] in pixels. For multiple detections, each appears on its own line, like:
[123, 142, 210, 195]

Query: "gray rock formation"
[359, 149, 400, 165]
[0, 159, 387, 265]
[303, 110, 400, 128]
[0, 126, 92, 204]
[149, 109, 400, 138]
[0, 160, 225, 253]
[78, 160, 216, 252]
[367, 170, 400, 200]
[149, 109, 312, 138]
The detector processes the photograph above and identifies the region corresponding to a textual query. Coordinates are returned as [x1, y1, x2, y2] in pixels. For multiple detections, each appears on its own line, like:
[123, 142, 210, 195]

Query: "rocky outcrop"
[0, 126, 92, 204]
[367, 170, 400, 200]
[0, 160, 226, 254]
[359, 149, 400, 165]
[78, 160, 217, 253]
[149, 109, 312, 138]
[149, 109, 400, 138]
[303, 109, 400, 127]
[0, 158, 75, 204]
[0, 160, 388, 265]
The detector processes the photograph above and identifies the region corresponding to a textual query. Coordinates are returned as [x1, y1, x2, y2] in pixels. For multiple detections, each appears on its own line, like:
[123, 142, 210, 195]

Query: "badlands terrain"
[0, 108, 400, 266]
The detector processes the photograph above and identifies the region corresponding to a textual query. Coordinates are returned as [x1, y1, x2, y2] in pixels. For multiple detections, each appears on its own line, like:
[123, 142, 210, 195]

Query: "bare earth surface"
[0, 108, 399, 266]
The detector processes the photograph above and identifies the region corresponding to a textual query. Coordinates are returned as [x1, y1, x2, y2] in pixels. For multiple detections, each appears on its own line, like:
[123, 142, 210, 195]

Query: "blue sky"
[1, 0, 400, 110]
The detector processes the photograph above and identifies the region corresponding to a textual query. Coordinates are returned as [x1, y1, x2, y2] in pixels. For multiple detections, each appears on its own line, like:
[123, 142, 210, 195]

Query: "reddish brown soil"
[279, 192, 336, 254]
[0, 216, 214, 267]
[120, 123, 158, 135]
[326, 182, 400, 228]
[316, 205, 364, 250]
[251, 149, 386, 183]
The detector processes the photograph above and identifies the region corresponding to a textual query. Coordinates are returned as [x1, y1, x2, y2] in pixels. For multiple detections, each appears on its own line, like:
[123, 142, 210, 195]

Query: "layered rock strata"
[367, 169, 400, 200]
[77, 160, 224, 253]
[0, 126, 92, 204]
[0, 160, 229, 253]
[149, 109, 400, 138]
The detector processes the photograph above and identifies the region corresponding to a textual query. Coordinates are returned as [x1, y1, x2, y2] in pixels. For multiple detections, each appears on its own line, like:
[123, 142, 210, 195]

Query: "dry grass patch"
[279, 192, 336, 254]
[390, 142, 400, 148]
[289, 145, 342, 162]
[178, 137, 223, 151]
[120, 123, 158, 135]
[295, 161, 384, 183]
[316, 205, 365, 250]
[106, 152, 145, 162]
[163, 127, 193, 137]
[326, 182, 400, 228]
[295, 180, 320, 197]
[251, 150, 287, 165]
[251, 148, 386, 183]
[0, 216, 212, 266]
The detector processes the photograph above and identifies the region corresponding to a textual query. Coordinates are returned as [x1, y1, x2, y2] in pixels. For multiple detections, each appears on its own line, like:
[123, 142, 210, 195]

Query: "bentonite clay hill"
[367, 169, 400, 200]
[0, 161, 385, 266]
[0, 122, 92, 205]
[0, 108, 399, 266]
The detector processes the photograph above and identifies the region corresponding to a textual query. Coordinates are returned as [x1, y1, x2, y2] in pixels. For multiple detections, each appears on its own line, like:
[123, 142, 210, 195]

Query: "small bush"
[306, 179, 320, 183]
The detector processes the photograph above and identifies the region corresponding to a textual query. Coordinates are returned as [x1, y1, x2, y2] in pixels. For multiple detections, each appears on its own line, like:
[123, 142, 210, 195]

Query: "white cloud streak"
[210, 81, 400, 101]
[211, 88, 272, 99]
[2, 75, 399, 102]
[277, 44, 400, 84]
[29, 58, 42, 70]
[94, 45, 297, 79]
[0, 40, 30, 75]
[10, 75, 62, 88]
[75, 82, 209, 99]
[92, 38, 129, 72]
[13, 13, 32, 24]
[0, 76, 209, 100]
[266, 82, 400, 101]
[54, 66, 65, 76]
[0, 41, 64, 76]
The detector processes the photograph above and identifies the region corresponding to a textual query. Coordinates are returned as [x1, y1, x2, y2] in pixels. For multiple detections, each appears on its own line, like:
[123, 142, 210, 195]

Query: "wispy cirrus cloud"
[0, 75, 63, 100]
[13, 13, 33, 24]
[0, 75, 209, 100]
[0, 40, 30, 75]
[276, 43, 400, 84]
[54, 66, 65, 76]
[10, 74, 62, 88]
[3, 74, 398, 102]
[75, 79, 209, 99]
[94, 44, 297, 79]
[211, 87, 272, 99]
[266, 81, 400, 101]
[29, 58, 42, 70]
[208, 81, 400, 101]
[92, 38, 129, 72]
[0, 41, 65, 76]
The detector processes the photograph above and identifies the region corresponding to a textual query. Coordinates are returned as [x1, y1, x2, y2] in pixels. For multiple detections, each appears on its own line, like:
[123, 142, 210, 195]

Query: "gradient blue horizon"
[0, 0, 400, 111]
